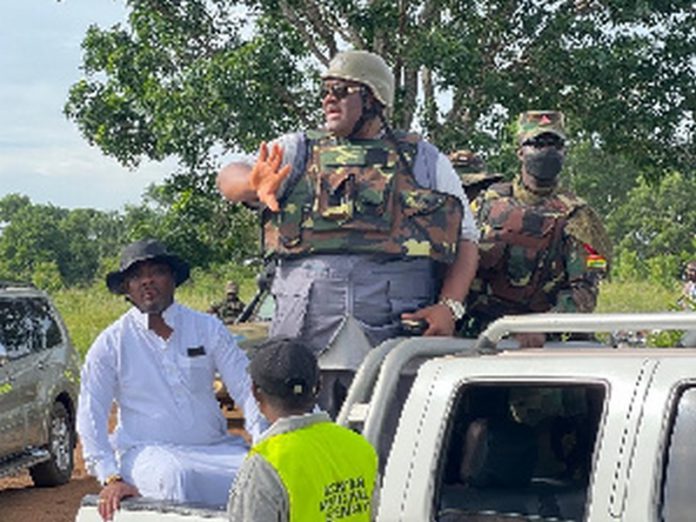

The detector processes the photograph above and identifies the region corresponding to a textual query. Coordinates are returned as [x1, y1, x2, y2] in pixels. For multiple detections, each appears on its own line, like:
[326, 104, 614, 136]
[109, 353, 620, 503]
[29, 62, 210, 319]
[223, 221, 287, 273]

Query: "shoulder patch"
[566, 206, 612, 261]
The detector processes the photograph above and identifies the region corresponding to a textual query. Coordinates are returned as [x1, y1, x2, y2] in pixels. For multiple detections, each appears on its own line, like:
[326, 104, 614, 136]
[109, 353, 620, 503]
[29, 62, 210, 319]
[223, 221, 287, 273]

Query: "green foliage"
[563, 141, 639, 220]
[31, 261, 64, 293]
[65, 0, 694, 183]
[60, 0, 693, 280]
[648, 329, 684, 349]
[0, 193, 32, 221]
[596, 280, 679, 313]
[64, 1, 317, 169]
[611, 250, 646, 282]
[607, 172, 696, 263]
[0, 194, 126, 287]
[612, 249, 688, 290]
[53, 286, 130, 358]
[123, 173, 259, 266]
[0, 191, 259, 288]
[177, 261, 260, 311]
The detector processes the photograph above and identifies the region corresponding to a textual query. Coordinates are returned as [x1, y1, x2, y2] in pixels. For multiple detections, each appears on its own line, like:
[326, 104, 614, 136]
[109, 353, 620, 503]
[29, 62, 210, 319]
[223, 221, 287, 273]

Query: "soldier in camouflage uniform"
[217, 50, 479, 415]
[208, 281, 245, 324]
[465, 111, 611, 347]
[449, 150, 504, 202]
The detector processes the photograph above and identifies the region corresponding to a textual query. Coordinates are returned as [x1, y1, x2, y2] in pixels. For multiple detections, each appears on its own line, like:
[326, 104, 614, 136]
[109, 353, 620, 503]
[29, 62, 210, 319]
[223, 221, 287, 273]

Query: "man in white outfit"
[77, 239, 262, 520]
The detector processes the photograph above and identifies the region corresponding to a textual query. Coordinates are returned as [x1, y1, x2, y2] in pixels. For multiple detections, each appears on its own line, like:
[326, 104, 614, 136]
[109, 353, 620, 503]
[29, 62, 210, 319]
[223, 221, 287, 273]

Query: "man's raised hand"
[250, 142, 291, 212]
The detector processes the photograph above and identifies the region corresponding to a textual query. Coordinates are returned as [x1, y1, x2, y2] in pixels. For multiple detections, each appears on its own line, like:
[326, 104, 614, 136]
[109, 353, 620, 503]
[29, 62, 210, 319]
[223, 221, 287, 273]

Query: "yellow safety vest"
[251, 421, 377, 521]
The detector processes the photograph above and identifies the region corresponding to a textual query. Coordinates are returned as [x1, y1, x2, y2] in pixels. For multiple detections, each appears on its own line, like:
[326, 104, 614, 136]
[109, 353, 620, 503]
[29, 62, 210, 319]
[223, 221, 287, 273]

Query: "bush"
[32, 261, 64, 293]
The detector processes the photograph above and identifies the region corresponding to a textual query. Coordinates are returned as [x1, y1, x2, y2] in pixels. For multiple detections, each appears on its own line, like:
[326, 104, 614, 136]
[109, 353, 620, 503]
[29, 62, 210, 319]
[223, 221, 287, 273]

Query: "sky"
[0, 1, 174, 211]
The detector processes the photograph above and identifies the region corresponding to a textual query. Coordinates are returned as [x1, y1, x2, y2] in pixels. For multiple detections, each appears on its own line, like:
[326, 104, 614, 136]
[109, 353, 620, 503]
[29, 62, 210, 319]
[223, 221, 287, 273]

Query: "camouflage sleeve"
[552, 239, 597, 313]
[563, 205, 612, 264]
[553, 221, 609, 313]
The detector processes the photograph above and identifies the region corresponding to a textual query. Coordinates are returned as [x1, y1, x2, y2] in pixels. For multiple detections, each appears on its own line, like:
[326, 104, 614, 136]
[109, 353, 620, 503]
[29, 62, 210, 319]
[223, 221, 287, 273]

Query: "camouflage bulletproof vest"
[474, 183, 572, 313]
[263, 131, 462, 263]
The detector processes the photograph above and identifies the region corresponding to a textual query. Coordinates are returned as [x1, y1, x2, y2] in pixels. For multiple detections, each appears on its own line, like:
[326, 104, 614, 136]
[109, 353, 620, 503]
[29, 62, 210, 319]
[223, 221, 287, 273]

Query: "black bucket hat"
[249, 338, 319, 399]
[106, 239, 190, 295]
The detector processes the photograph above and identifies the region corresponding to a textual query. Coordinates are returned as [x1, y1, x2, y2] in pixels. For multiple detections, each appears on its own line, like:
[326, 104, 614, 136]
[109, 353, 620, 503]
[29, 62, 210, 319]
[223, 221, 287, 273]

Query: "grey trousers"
[270, 254, 437, 415]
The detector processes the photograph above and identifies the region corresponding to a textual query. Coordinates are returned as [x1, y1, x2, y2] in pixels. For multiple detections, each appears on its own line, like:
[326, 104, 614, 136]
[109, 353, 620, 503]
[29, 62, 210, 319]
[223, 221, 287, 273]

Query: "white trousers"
[120, 435, 249, 507]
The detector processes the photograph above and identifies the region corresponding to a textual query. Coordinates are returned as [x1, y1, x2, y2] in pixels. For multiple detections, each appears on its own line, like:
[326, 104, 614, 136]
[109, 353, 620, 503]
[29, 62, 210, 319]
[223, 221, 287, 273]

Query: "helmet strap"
[378, 112, 414, 174]
[348, 88, 382, 138]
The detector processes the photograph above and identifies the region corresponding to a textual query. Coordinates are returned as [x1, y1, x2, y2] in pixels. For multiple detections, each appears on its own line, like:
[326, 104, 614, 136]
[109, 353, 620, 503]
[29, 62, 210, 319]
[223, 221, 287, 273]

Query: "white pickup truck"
[77, 313, 696, 522]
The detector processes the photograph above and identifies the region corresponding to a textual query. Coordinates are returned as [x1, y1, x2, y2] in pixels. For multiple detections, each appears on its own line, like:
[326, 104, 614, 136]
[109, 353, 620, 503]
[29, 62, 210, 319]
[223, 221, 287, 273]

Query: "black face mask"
[523, 148, 564, 187]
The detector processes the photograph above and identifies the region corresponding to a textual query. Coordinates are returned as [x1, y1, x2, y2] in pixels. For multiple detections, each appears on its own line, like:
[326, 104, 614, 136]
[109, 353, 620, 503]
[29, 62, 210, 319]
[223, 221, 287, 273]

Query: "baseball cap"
[517, 110, 566, 144]
[249, 338, 319, 398]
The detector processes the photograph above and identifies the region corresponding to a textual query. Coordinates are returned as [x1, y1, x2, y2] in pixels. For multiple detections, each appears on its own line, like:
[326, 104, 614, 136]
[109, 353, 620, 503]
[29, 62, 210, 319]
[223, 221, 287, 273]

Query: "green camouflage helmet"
[517, 110, 566, 144]
[321, 50, 395, 108]
[449, 150, 503, 187]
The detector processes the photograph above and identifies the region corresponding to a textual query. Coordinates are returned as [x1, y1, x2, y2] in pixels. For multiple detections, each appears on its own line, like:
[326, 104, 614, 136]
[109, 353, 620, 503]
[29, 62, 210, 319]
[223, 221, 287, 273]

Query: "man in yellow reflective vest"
[227, 337, 378, 521]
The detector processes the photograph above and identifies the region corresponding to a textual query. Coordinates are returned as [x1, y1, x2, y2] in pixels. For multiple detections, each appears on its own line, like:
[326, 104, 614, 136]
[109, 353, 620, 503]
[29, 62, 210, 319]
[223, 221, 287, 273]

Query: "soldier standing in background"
[209, 281, 245, 324]
[449, 150, 504, 203]
[465, 111, 611, 347]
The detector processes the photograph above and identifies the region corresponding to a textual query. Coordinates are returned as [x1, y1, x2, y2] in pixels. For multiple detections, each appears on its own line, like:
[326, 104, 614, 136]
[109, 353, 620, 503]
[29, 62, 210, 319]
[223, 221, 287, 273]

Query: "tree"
[563, 140, 639, 220]
[0, 195, 126, 286]
[122, 170, 259, 267]
[65, 0, 694, 182]
[0, 193, 31, 223]
[607, 172, 696, 262]
[0, 203, 70, 283]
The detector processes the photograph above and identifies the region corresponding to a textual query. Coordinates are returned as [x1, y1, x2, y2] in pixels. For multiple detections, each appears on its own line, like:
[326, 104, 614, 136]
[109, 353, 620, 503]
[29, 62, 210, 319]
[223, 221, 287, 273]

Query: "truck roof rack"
[337, 337, 477, 448]
[474, 312, 696, 352]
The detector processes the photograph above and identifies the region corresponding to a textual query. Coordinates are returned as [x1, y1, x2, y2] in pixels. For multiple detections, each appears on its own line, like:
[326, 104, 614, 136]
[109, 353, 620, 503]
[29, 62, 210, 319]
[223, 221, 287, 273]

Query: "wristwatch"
[102, 474, 123, 486]
[439, 297, 466, 321]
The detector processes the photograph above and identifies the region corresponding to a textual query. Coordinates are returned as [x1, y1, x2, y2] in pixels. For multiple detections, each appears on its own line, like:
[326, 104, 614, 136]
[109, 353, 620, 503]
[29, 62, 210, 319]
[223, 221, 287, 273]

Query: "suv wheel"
[29, 402, 74, 486]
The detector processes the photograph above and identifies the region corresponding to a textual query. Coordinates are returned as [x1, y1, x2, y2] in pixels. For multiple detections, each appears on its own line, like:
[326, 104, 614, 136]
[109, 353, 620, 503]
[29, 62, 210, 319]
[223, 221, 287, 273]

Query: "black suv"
[0, 281, 80, 486]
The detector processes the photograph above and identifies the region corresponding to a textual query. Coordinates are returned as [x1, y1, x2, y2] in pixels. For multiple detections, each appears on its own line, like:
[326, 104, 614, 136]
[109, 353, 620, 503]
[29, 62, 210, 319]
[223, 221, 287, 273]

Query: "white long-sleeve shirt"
[76, 302, 261, 484]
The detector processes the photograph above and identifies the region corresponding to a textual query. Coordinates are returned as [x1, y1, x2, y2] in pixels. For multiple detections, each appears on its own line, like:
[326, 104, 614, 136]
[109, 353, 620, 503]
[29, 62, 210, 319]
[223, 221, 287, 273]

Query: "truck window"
[660, 386, 696, 522]
[435, 383, 605, 522]
[0, 298, 33, 358]
[26, 297, 63, 349]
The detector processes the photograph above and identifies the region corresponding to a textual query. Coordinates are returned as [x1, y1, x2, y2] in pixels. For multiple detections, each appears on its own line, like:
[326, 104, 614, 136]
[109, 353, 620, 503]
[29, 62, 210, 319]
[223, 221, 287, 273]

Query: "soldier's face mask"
[522, 147, 564, 187]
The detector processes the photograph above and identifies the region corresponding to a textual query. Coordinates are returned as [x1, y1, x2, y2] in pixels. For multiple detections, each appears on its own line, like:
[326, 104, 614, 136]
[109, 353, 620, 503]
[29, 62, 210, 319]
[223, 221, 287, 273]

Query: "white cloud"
[0, 141, 174, 210]
[0, 0, 172, 211]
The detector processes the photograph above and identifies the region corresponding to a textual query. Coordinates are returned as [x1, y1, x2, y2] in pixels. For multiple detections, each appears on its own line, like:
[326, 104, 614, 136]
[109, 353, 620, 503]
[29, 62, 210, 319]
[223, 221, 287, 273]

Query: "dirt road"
[0, 409, 244, 522]
[0, 446, 99, 522]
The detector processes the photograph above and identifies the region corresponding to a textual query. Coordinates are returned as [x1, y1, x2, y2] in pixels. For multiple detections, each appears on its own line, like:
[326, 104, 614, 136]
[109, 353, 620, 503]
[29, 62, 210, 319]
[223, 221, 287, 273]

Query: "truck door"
[433, 382, 605, 522]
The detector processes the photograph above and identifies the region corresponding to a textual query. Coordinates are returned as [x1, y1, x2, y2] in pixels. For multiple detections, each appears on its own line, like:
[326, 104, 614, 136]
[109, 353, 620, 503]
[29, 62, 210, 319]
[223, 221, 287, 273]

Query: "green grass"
[53, 287, 129, 359]
[596, 280, 680, 313]
[54, 275, 685, 360]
